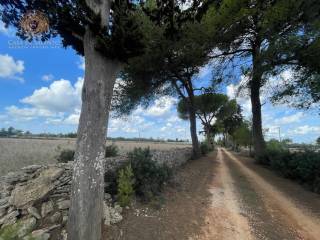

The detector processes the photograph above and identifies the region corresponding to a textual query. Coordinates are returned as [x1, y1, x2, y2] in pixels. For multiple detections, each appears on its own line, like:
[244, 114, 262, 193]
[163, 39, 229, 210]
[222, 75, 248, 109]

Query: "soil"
[103, 148, 320, 240]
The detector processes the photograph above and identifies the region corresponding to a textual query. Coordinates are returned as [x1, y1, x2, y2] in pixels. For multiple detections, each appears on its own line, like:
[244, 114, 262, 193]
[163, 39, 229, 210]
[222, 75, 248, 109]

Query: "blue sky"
[0, 22, 319, 143]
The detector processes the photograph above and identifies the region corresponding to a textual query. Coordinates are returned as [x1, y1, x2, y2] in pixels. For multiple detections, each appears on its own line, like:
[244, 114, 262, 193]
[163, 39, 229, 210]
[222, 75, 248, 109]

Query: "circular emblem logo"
[20, 10, 49, 36]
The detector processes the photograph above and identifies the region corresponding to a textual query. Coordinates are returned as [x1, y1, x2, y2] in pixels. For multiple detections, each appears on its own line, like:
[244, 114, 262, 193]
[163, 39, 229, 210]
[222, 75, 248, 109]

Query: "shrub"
[200, 141, 214, 155]
[128, 147, 172, 200]
[57, 144, 118, 163]
[257, 142, 320, 194]
[57, 149, 75, 163]
[105, 144, 119, 158]
[117, 164, 135, 207]
[256, 140, 287, 165]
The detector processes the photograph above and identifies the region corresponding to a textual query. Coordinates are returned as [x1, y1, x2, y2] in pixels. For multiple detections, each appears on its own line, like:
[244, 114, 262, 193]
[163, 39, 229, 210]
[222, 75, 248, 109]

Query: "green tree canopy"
[232, 120, 252, 148]
[114, 3, 213, 158]
[202, 0, 320, 157]
[177, 93, 229, 143]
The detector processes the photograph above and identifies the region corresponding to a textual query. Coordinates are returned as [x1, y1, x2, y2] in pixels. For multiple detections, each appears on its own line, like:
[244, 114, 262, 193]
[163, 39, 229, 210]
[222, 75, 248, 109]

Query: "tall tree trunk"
[204, 124, 213, 148]
[250, 81, 265, 158]
[188, 106, 201, 158]
[250, 46, 266, 158]
[67, 28, 121, 240]
[184, 80, 201, 158]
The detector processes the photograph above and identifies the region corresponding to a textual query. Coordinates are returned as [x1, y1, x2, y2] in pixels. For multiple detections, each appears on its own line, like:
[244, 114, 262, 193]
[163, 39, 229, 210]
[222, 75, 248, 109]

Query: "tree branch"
[209, 48, 252, 59]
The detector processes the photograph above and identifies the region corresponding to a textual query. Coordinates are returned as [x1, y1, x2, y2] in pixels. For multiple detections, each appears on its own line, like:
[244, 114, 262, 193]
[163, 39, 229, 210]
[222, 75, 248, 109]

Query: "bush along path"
[104, 148, 320, 240]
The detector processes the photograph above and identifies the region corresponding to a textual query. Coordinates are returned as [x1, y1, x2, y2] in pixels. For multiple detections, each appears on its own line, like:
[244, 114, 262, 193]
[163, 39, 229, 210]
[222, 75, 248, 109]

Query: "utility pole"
[278, 127, 281, 142]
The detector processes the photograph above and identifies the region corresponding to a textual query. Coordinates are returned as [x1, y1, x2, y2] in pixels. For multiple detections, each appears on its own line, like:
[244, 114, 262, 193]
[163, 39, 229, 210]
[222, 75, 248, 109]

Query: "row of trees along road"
[1, 0, 320, 239]
[176, 93, 242, 148]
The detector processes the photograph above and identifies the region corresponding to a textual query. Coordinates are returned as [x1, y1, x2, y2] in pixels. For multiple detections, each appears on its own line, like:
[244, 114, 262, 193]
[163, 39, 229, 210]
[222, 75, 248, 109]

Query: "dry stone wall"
[0, 147, 192, 239]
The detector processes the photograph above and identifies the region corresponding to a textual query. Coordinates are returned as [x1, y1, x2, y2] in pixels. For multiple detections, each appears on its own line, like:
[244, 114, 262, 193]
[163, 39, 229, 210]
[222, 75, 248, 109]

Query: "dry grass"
[0, 138, 190, 176]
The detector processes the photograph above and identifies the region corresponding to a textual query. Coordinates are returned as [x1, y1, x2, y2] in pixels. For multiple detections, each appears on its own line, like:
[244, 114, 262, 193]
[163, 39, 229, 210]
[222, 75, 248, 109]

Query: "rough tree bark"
[184, 79, 201, 158]
[67, 1, 122, 239]
[250, 45, 266, 158]
[172, 79, 201, 158]
[188, 105, 201, 158]
[250, 80, 266, 158]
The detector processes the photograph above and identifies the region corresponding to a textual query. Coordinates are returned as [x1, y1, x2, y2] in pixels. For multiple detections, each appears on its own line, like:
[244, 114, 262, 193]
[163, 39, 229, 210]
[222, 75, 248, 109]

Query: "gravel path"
[104, 148, 320, 240]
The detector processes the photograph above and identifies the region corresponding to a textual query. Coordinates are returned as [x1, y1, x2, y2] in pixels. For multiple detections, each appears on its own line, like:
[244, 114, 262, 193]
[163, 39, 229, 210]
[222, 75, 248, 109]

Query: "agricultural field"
[0, 137, 190, 176]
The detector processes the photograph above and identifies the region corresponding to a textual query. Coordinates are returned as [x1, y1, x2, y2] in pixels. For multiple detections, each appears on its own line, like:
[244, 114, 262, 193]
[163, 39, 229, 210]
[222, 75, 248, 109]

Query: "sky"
[0, 22, 319, 144]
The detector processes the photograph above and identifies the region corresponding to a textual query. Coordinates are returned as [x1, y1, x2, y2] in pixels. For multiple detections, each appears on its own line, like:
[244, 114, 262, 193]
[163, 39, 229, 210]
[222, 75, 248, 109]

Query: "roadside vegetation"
[105, 147, 173, 207]
[256, 140, 320, 193]
[57, 144, 120, 163]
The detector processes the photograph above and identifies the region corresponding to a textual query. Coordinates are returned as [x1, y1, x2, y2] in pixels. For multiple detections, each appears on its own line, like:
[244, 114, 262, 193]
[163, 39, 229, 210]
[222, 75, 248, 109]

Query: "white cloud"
[5, 78, 83, 124]
[6, 105, 55, 121]
[0, 21, 15, 37]
[41, 74, 54, 82]
[45, 109, 81, 125]
[167, 115, 181, 123]
[78, 57, 85, 70]
[292, 125, 320, 135]
[0, 54, 25, 82]
[21, 78, 83, 113]
[198, 64, 211, 79]
[274, 112, 304, 125]
[63, 113, 80, 125]
[145, 96, 176, 117]
[226, 84, 237, 99]
[108, 110, 158, 134]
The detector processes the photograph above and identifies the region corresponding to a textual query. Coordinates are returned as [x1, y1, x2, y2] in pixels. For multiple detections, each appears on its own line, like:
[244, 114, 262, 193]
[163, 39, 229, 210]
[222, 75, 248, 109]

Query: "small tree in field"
[1, 1, 148, 239]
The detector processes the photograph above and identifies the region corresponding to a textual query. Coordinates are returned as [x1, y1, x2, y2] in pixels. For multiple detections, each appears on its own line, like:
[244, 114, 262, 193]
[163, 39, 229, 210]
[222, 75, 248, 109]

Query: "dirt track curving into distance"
[104, 148, 320, 240]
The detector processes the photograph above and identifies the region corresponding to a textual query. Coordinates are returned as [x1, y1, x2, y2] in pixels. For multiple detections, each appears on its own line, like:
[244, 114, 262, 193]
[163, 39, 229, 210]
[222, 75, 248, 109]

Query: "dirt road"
[105, 148, 320, 240]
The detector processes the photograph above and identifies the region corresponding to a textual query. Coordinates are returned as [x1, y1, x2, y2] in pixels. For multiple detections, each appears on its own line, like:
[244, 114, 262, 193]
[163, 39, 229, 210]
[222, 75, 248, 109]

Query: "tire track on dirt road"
[207, 148, 253, 240]
[105, 151, 253, 240]
[221, 148, 320, 240]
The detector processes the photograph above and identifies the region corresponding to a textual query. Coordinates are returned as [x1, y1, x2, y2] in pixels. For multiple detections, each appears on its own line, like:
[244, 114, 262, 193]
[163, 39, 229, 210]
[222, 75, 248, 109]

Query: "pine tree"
[203, 0, 320, 157]
[0, 1, 147, 239]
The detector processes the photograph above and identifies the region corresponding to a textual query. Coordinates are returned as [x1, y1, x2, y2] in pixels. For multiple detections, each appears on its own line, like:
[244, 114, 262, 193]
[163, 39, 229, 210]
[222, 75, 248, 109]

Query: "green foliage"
[218, 100, 243, 135]
[0, 220, 36, 240]
[256, 139, 287, 165]
[177, 93, 230, 121]
[117, 164, 135, 207]
[105, 144, 119, 158]
[317, 137, 320, 145]
[0, 223, 20, 240]
[57, 149, 75, 163]
[232, 121, 252, 148]
[128, 148, 172, 200]
[177, 93, 244, 147]
[271, 72, 320, 109]
[0, 1, 147, 61]
[0, 127, 23, 137]
[203, 0, 320, 155]
[57, 144, 119, 163]
[200, 141, 214, 155]
[257, 141, 320, 193]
